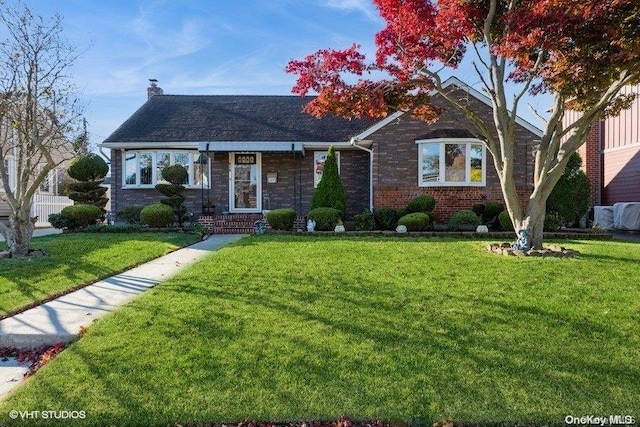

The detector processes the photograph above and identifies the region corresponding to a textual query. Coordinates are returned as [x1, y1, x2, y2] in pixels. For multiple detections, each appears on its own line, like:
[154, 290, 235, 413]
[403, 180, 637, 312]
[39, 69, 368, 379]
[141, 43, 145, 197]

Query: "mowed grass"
[0, 232, 200, 316]
[1, 236, 639, 426]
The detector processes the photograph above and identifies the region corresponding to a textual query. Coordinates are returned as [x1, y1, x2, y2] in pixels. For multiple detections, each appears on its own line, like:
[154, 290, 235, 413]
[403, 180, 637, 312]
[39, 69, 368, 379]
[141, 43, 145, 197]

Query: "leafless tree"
[0, 1, 84, 256]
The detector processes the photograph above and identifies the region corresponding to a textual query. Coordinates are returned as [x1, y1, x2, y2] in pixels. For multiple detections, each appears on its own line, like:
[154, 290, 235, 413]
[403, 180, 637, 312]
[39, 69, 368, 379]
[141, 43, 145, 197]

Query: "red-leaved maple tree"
[286, 0, 640, 249]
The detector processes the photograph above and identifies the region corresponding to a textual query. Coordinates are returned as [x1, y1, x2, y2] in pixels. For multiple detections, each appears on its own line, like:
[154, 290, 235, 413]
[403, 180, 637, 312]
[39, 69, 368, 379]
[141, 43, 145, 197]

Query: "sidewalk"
[0, 234, 245, 399]
[0, 228, 62, 242]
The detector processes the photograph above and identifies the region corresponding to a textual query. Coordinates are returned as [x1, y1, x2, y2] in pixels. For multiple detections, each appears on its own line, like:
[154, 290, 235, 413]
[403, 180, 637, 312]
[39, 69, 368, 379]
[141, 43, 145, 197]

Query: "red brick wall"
[112, 149, 370, 221]
[368, 88, 538, 223]
[579, 122, 603, 206]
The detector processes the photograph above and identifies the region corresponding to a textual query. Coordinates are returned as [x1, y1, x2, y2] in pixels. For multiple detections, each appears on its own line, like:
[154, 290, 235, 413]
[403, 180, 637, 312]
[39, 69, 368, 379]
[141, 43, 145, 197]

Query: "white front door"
[229, 152, 261, 212]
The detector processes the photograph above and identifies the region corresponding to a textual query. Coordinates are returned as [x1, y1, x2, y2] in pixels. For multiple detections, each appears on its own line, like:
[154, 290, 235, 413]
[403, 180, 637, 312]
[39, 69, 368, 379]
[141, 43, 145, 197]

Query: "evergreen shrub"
[266, 208, 297, 231]
[307, 207, 341, 231]
[140, 203, 175, 228]
[405, 195, 436, 213]
[118, 206, 145, 224]
[353, 209, 375, 231]
[398, 212, 430, 231]
[310, 146, 346, 218]
[448, 210, 480, 231]
[498, 211, 514, 231]
[61, 204, 102, 229]
[373, 207, 397, 230]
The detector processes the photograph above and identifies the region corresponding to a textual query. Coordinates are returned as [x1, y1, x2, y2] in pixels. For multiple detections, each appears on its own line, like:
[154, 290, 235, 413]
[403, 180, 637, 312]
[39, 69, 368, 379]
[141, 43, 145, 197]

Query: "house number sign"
[235, 154, 256, 165]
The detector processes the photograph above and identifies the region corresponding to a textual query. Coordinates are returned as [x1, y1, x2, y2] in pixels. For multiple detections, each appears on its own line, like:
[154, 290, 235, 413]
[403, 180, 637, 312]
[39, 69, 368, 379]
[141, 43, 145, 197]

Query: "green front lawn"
[1, 236, 639, 425]
[0, 232, 200, 317]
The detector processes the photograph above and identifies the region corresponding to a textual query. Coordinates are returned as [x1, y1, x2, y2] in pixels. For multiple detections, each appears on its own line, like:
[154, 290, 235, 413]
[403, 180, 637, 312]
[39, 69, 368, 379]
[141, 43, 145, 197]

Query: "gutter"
[350, 137, 374, 212]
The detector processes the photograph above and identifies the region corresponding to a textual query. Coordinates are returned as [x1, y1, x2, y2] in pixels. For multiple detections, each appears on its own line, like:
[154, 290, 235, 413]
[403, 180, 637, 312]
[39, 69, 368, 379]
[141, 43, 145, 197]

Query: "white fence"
[30, 194, 73, 227]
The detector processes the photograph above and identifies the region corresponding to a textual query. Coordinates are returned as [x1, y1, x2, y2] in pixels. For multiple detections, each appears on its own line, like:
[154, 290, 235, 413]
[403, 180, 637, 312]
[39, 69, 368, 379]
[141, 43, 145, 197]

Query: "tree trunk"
[1, 211, 36, 257]
[499, 172, 548, 250]
[518, 199, 547, 250]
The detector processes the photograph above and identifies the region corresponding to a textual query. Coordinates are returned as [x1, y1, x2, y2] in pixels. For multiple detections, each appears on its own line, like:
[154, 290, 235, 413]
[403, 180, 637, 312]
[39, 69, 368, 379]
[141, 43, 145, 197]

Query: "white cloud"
[319, 0, 379, 21]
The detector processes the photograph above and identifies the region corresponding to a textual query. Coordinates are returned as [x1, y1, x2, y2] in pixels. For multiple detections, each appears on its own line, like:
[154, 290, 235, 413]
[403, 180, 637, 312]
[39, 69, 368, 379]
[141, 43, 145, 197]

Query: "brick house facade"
[101, 78, 541, 231]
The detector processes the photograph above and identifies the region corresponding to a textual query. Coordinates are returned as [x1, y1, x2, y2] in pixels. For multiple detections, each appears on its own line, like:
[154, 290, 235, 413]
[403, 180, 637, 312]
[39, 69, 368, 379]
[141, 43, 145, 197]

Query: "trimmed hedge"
[397, 212, 430, 231]
[405, 195, 436, 213]
[266, 208, 297, 231]
[140, 203, 175, 228]
[118, 206, 145, 225]
[307, 207, 341, 231]
[373, 207, 397, 230]
[353, 209, 375, 231]
[61, 204, 102, 229]
[447, 210, 480, 231]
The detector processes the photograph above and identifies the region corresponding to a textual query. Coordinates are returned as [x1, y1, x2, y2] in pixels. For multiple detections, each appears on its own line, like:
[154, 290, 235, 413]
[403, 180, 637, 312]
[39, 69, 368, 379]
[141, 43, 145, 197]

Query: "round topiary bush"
[398, 212, 430, 231]
[161, 164, 188, 185]
[266, 208, 297, 231]
[140, 203, 175, 228]
[498, 210, 514, 231]
[68, 153, 109, 182]
[61, 204, 102, 229]
[448, 210, 480, 231]
[373, 207, 397, 230]
[307, 207, 341, 231]
[406, 195, 436, 213]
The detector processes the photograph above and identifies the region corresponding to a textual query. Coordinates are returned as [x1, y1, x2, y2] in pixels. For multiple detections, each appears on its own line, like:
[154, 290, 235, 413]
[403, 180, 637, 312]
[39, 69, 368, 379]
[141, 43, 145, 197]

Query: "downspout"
[350, 137, 374, 212]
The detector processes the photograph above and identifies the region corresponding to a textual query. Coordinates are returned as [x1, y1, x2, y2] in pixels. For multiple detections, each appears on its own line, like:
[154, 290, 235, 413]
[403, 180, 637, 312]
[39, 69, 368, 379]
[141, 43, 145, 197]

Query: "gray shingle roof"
[103, 95, 377, 143]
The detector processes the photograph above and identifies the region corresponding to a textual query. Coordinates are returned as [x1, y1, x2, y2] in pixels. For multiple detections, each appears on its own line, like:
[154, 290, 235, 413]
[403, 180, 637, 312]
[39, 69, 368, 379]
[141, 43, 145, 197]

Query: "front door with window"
[229, 152, 261, 212]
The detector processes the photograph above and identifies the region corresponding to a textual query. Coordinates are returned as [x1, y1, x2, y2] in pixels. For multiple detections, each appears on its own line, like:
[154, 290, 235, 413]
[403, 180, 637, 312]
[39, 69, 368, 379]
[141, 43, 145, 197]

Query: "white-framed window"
[38, 163, 55, 194]
[122, 150, 210, 189]
[416, 138, 486, 186]
[314, 151, 341, 187]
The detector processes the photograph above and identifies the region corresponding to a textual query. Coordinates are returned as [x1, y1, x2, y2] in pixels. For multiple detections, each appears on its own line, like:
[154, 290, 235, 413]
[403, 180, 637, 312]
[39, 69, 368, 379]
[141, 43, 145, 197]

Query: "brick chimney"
[147, 79, 163, 99]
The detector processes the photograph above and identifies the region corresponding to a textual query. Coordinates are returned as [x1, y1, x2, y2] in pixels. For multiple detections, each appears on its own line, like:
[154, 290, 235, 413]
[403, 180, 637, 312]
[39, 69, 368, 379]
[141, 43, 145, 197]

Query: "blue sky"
[30, 0, 548, 152]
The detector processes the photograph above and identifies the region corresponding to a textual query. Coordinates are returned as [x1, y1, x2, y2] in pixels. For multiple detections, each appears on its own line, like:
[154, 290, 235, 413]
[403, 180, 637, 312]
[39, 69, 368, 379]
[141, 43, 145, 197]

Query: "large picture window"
[122, 150, 209, 188]
[417, 139, 486, 186]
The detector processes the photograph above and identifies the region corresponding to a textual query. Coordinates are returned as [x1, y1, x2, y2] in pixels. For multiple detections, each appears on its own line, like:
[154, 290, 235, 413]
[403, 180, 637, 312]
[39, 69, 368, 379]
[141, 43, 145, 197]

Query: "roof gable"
[354, 77, 542, 141]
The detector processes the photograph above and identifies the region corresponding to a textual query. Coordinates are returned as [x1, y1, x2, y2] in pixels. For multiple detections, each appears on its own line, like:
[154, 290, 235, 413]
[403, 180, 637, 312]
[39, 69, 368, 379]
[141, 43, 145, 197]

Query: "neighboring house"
[0, 149, 73, 227]
[101, 78, 541, 232]
[565, 84, 640, 206]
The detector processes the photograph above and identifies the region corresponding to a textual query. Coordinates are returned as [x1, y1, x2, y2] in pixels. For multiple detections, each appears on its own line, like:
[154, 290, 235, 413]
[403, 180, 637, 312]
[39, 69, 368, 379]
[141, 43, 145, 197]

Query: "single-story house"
[565, 84, 640, 206]
[101, 78, 541, 233]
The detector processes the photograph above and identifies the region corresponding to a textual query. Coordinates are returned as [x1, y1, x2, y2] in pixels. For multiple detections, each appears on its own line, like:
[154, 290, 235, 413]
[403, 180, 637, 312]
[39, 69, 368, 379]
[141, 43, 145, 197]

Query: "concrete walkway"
[0, 234, 245, 400]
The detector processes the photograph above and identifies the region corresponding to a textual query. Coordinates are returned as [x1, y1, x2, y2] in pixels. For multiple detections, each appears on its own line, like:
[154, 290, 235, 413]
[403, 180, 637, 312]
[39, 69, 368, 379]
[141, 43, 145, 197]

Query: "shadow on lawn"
[0, 233, 189, 317]
[87, 274, 638, 421]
